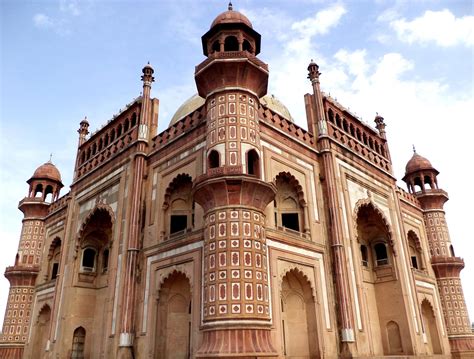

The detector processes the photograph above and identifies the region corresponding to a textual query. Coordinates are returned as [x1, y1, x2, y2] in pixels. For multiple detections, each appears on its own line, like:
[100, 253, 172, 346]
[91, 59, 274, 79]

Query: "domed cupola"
[195, 2, 268, 98]
[203, 2, 260, 56]
[402, 149, 439, 194]
[27, 160, 64, 202]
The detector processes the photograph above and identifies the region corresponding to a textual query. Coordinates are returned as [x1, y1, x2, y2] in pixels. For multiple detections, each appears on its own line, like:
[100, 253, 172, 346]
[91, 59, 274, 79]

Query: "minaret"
[117, 63, 154, 359]
[0, 162, 63, 358]
[403, 151, 474, 353]
[74, 117, 89, 180]
[307, 61, 355, 356]
[192, 4, 277, 356]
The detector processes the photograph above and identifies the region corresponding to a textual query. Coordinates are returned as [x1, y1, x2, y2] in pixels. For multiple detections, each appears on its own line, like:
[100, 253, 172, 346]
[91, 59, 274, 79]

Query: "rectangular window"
[170, 215, 187, 234]
[411, 256, 418, 269]
[281, 213, 299, 232]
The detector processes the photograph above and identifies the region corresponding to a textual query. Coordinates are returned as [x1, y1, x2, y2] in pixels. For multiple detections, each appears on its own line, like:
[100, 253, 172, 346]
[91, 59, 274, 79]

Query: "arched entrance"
[31, 304, 51, 356]
[355, 201, 409, 355]
[155, 271, 192, 358]
[280, 269, 318, 358]
[421, 300, 442, 354]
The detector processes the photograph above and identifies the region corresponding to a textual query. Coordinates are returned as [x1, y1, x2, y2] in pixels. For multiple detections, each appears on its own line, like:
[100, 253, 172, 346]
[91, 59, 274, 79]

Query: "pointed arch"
[71, 326, 86, 359]
[47, 237, 62, 260]
[77, 203, 115, 241]
[155, 270, 192, 358]
[163, 174, 193, 209]
[163, 174, 194, 236]
[353, 198, 395, 254]
[274, 172, 308, 233]
[407, 230, 423, 269]
[280, 267, 320, 357]
[421, 298, 442, 354]
[278, 264, 316, 300]
[75, 203, 114, 275]
[31, 304, 51, 355]
[407, 230, 422, 250]
[156, 268, 193, 300]
[274, 172, 306, 206]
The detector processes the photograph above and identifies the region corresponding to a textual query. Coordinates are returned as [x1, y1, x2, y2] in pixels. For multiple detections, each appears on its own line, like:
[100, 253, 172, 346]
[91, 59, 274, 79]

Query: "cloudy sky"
[1, 0, 473, 328]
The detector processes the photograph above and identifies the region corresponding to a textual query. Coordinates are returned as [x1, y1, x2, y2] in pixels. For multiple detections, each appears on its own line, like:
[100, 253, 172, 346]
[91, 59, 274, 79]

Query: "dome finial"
[412, 144, 416, 153]
[49, 153, 53, 163]
[228, 1, 233, 10]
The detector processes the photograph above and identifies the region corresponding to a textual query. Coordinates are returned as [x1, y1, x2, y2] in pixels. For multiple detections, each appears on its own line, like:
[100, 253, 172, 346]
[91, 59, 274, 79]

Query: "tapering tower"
[403, 151, 474, 355]
[0, 161, 63, 358]
[192, 3, 277, 357]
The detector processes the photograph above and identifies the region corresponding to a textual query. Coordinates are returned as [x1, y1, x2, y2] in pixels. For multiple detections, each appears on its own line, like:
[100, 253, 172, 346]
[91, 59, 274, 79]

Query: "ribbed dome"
[29, 161, 62, 183]
[211, 9, 253, 29]
[405, 152, 435, 175]
[168, 94, 294, 127]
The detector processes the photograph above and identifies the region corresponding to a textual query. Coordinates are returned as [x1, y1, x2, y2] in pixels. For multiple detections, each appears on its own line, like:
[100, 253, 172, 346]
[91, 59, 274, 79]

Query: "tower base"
[196, 328, 277, 358]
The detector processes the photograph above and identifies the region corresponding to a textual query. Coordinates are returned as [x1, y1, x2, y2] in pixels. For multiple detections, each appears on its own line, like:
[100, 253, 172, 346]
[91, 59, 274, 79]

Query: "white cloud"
[291, 4, 347, 37]
[390, 9, 474, 47]
[60, 0, 81, 16]
[33, 13, 55, 29]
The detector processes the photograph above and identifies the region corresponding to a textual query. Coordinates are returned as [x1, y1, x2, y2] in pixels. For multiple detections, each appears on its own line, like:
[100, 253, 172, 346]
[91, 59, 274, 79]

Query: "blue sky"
[1, 0, 473, 328]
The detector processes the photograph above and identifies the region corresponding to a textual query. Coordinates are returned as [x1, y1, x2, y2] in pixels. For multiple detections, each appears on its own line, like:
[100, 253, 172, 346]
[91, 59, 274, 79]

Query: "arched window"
[48, 238, 61, 280]
[360, 245, 369, 267]
[164, 174, 194, 237]
[327, 109, 334, 123]
[71, 327, 86, 359]
[407, 231, 423, 269]
[449, 245, 455, 257]
[374, 242, 388, 266]
[117, 124, 123, 137]
[34, 184, 43, 198]
[110, 129, 116, 142]
[224, 36, 239, 51]
[274, 172, 306, 233]
[78, 207, 114, 276]
[243, 39, 253, 53]
[208, 150, 220, 169]
[131, 113, 137, 127]
[246, 149, 260, 178]
[102, 248, 109, 273]
[211, 40, 220, 53]
[335, 114, 342, 128]
[44, 185, 54, 202]
[124, 119, 130, 133]
[81, 248, 96, 272]
[424, 175, 433, 189]
[342, 119, 349, 132]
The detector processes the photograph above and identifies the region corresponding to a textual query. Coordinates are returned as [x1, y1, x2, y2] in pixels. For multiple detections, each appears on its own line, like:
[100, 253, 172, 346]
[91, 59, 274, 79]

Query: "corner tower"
[192, 4, 277, 357]
[403, 151, 474, 355]
[0, 161, 63, 358]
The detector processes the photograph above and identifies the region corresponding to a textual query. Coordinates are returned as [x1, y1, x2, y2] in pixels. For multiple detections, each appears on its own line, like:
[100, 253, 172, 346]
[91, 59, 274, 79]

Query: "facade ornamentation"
[1, 4, 473, 359]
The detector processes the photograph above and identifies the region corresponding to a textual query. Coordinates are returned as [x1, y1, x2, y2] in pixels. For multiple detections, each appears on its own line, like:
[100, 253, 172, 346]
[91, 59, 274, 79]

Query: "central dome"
[210, 3, 253, 29]
[169, 94, 294, 127]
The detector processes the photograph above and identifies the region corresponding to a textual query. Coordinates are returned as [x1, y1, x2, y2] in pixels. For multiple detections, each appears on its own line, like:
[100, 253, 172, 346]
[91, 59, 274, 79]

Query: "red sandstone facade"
[1, 4, 473, 359]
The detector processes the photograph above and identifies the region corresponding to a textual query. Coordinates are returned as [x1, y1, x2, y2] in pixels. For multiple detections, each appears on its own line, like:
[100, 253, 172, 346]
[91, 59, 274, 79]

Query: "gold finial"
[228, 1, 233, 10]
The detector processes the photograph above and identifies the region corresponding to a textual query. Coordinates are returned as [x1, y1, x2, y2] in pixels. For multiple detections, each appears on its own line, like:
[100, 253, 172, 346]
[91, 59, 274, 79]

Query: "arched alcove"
[280, 269, 319, 357]
[155, 271, 192, 358]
